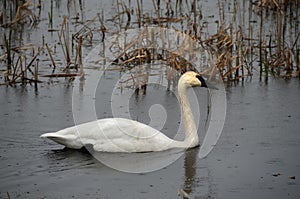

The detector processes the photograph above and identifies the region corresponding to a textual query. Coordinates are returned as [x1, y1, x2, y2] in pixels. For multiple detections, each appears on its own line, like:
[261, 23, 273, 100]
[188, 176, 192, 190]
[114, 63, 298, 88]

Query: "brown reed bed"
[108, 0, 299, 83]
[0, 0, 89, 86]
[0, 0, 38, 28]
[113, 48, 198, 74]
[0, 0, 299, 87]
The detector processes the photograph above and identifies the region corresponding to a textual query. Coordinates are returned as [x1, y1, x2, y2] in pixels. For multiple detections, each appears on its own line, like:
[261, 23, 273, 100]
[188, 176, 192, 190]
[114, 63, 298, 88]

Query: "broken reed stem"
[77, 36, 85, 80]
[48, 0, 53, 28]
[277, 10, 282, 58]
[6, 192, 10, 199]
[64, 17, 70, 68]
[45, 43, 56, 71]
[4, 30, 12, 80]
[19, 55, 24, 83]
[12, 54, 21, 80]
[236, 29, 240, 81]
[42, 73, 79, 78]
[9, 47, 41, 84]
[24, 56, 27, 81]
[122, 3, 131, 29]
[1, 0, 35, 27]
[20, 55, 27, 84]
[259, 8, 263, 80]
[34, 59, 39, 86]
[192, 0, 197, 37]
[152, 0, 161, 27]
[136, 0, 141, 28]
[116, 0, 121, 30]
[264, 46, 269, 82]
[58, 16, 71, 69]
[97, 12, 106, 42]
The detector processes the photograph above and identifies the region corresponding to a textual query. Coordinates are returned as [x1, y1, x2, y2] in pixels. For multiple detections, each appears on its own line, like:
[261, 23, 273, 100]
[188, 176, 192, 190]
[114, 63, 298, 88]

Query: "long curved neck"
[178, 79, 199, 147]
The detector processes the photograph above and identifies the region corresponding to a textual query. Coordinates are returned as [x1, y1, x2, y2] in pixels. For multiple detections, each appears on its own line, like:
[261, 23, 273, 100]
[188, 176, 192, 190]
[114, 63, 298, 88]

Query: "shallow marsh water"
[1, 0, 300, 198]
[0, 78, 300, 198]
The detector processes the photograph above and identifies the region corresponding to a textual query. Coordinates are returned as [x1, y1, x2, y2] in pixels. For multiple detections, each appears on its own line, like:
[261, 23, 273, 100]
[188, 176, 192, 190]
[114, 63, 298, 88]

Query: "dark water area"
[0, 78, 299, 198]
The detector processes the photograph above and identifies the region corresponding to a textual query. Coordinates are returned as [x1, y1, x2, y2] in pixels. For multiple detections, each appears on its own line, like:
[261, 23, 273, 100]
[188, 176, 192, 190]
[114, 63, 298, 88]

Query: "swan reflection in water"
[43, 146, 214, 198]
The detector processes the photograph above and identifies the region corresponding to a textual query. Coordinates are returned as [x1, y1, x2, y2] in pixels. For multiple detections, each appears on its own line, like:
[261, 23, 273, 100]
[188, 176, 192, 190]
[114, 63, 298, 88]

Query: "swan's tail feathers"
[40, 132, 57, 138]
[40, 132, 83, 149]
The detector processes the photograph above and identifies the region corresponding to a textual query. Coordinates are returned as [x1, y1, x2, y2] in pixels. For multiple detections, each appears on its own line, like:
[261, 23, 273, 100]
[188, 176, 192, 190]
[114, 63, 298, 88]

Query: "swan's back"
[41, 118, 175, 152]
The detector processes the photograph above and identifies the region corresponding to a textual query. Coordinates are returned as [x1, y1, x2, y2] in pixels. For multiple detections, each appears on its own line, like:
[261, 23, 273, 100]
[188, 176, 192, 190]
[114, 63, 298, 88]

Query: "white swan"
[41, 71, 208, 152]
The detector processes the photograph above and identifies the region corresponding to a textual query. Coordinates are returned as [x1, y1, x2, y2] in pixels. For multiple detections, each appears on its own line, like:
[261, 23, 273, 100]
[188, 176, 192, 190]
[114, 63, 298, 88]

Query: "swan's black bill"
[196, 75, 218, 90]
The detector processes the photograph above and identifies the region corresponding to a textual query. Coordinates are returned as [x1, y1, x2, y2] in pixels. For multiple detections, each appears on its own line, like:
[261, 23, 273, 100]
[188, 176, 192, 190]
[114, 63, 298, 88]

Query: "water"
[0, 78, 299, 198]
[0, 0, 300, 198]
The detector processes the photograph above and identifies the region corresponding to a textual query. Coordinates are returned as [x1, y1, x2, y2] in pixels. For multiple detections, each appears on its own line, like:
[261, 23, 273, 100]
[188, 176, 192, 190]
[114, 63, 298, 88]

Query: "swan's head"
[180, 71, 208, 88]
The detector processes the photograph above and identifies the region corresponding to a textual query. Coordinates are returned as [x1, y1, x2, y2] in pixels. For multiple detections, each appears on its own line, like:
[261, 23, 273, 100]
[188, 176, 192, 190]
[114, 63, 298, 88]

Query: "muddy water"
[0, 78, 299, 198]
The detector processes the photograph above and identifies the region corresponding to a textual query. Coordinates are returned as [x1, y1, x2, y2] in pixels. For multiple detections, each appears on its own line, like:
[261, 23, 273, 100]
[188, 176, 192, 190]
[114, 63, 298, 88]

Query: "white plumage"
[41, 71, 208, 152]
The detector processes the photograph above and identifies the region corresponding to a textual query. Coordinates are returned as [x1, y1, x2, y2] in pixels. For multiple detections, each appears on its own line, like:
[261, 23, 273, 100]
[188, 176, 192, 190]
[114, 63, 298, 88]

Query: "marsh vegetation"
[0, 0, 299, 87]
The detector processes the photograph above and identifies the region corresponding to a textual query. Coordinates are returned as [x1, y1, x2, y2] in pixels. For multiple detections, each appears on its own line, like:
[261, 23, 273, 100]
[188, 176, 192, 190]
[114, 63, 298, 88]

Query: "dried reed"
[0, 0, 299, 87]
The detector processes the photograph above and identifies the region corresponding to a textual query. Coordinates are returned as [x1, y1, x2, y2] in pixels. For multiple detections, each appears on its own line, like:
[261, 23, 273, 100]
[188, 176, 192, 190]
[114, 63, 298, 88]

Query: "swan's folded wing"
[91, 118, 174, 152]
[41, 118, 175, 152]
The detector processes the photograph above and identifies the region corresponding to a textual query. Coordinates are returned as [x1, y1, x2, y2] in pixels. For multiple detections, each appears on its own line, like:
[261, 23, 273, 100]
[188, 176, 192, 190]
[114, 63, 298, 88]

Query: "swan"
[40, 71, 208, 152]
